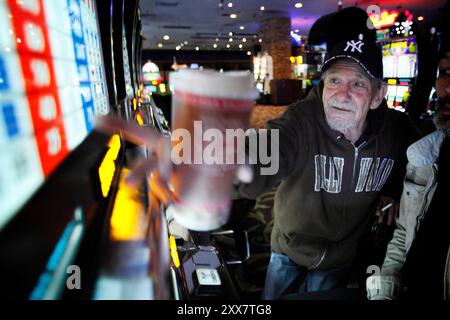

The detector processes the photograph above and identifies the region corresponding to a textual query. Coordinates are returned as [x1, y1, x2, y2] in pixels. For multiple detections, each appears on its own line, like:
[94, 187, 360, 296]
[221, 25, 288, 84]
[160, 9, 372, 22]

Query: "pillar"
[261, 17, 292, 80]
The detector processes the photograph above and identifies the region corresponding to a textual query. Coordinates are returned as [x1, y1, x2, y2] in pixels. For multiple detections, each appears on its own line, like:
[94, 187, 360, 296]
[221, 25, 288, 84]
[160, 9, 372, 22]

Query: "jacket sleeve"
[238, 104, 303, 198]
[367, 162, 430, 300]
[380, 113, 421, 201]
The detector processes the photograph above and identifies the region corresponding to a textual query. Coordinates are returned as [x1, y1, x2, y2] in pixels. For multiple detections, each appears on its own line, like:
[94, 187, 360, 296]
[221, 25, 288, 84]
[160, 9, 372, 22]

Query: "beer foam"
[171, 69, 259, 101]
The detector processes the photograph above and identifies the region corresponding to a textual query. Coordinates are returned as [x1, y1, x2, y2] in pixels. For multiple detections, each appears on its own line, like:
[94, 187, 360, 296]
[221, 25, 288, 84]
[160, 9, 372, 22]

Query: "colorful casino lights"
[109, 168, 146, 241]
[369, 9, 414, 29]
[98, 134, 121, 198]
[169, 235, 181, 268]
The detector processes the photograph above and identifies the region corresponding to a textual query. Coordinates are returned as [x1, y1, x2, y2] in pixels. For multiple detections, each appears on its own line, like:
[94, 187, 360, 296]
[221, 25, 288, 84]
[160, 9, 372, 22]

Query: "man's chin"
[434, 109, 450, 130]
[326, 119, 353, 132]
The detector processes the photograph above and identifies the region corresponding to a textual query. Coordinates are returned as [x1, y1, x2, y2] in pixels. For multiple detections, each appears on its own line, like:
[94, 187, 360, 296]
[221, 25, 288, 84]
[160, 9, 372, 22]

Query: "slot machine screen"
[383, 55, 397, 78]
[397, 54, 416, 78]
[395, 86, 409, 104]
[0, 0, 109, 231]
[386, 85, 397, 108]
[381, 39, 417, 79]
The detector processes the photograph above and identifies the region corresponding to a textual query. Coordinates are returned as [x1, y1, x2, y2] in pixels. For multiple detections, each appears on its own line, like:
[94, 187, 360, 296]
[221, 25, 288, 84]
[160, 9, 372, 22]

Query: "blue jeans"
[262, 252, 350, 300]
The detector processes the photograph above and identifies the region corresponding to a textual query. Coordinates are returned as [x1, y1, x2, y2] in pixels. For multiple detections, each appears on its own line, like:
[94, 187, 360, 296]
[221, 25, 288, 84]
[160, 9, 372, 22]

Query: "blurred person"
[367, 2, 450, 300]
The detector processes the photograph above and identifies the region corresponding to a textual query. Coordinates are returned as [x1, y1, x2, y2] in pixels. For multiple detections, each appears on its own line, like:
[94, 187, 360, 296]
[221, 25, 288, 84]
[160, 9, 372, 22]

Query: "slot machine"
[370, 9, 419, 112]
[0, 0, 243, 300]
[0, 0, 175, 300]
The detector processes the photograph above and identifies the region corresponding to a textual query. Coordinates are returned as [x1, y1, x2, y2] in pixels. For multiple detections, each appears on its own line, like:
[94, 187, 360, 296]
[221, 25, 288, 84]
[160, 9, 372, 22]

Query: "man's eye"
[353, 81, 366, 88]
[439, 68, 450, 77]
[328, 78, 339, 84]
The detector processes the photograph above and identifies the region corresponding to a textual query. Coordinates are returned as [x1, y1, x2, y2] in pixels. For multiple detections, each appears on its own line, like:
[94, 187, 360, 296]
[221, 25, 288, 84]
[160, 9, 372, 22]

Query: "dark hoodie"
[241, 81, 419, 270]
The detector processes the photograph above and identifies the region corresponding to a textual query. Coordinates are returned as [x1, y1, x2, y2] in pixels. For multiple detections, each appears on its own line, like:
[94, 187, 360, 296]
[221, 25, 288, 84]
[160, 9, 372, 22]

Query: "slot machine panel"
[0, 0, 177, 300]
[0, 0, 114, 298]
[0, 0, 109, 233]
[124, 0, 139, 95]
[379, 33, 418, 112]
[111, 0, 133, 120]
[96, 0, 118, 109]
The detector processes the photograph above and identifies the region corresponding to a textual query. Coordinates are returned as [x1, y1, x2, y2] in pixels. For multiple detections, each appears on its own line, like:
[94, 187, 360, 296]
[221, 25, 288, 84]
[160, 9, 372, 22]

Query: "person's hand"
[374, 195, 398, 226]
[95, 114, 172, 202]
[94, 115, 254, 203]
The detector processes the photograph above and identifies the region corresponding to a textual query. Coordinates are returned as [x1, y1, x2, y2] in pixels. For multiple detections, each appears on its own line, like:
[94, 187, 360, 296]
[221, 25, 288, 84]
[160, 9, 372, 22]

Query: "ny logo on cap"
[344, 40, 364, 53]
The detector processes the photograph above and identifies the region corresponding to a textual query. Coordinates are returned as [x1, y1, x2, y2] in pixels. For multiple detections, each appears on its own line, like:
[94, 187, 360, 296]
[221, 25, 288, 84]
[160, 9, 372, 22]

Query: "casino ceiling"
[140, 0, 447, 51]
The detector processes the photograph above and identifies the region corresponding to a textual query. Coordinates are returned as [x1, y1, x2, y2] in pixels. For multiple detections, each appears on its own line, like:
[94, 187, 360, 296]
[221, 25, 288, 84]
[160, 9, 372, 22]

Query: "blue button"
[0, 56, 9, 91]
[2, 103, 19, 138]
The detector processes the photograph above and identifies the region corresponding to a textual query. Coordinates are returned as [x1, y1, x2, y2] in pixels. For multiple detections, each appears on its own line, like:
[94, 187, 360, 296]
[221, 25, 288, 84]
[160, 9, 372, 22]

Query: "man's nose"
[335, 82, 352, 101]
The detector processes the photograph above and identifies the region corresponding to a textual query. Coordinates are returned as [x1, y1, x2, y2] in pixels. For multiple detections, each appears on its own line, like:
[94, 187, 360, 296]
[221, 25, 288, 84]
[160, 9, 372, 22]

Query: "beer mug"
[167, 69, 258, 231]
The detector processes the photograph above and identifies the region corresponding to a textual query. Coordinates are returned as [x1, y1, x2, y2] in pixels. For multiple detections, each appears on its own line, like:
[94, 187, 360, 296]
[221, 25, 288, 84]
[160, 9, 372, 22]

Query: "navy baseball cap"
[320, 38, 383, 80]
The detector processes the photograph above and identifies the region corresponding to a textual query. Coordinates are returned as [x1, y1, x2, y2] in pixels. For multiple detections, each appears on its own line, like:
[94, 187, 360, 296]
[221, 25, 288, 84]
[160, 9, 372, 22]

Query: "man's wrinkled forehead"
[325, 59, 371, 80]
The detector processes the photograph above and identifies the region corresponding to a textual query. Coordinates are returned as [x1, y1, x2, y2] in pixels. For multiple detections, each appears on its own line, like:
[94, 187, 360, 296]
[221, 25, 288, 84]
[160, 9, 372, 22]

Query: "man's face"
[435, 52, 450, 129]
[322, 60, 381, 133]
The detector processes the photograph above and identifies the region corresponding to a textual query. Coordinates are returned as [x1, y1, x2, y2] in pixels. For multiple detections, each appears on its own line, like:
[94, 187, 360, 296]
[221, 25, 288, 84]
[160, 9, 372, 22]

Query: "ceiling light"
[242, 38, 247, 42]
[247, 51, 251, 55]
[294, 3, 303, 9]
[213, 44, 218, 48]
[176, 46, 180, 51]
[229, 38, 233, 42]
[163, 35, 170, 40]
[239, 44, 243, 48]
[230, 13, 237, 19]
[240, 26, 245, 30]
[158, 43, 163, 48]
[226, 44, 230, 48]
[227, 2, 233, 7]
[260, 6, 265, 11]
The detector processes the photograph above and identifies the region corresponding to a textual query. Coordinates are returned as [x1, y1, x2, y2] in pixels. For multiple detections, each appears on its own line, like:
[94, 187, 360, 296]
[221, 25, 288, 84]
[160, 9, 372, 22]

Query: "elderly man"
[236, 38, 419, 299]
[95, 38, 419, 300]
[367, 22, 450, 300]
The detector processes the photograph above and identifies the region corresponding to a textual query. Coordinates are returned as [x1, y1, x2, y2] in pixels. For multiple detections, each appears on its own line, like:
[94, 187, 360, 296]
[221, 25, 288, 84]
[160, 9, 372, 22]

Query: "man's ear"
[370, 83, 387, 110]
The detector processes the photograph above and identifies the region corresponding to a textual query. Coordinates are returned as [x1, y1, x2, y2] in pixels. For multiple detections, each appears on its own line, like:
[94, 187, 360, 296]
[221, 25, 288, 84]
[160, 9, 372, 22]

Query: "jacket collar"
[407, 130, 448, 167]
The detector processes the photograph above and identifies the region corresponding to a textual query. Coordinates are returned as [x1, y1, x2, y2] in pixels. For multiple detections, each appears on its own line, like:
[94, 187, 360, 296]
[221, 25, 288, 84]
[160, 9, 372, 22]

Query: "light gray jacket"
[367, 129, 450, 300]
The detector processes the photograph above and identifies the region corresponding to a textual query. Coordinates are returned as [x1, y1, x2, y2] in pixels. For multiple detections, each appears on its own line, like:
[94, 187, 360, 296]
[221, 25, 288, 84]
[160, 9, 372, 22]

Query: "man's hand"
[95, 114, 172, 201]
[374, 195, 399, 226]
[94, 115, 254, 202]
